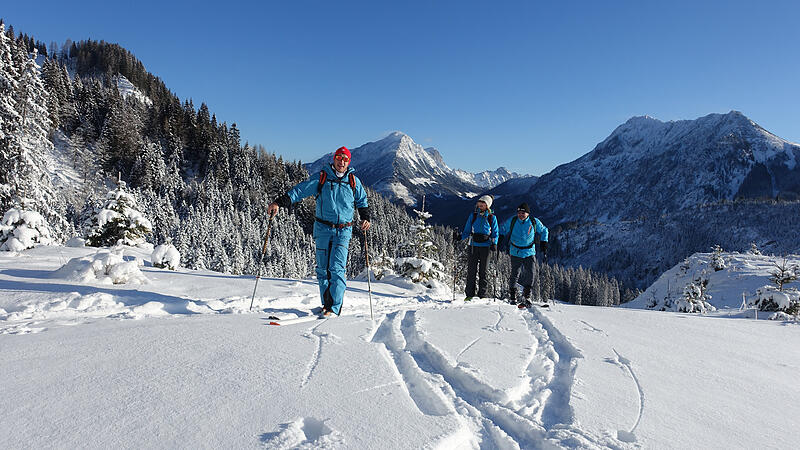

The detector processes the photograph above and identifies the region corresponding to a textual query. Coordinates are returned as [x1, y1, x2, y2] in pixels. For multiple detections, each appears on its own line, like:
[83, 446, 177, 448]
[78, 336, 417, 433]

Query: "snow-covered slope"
[2, 245, 799, 448]
[306, 132, 523, 206]
[116, 75, 152, 106]
[626, 250, 800, 313]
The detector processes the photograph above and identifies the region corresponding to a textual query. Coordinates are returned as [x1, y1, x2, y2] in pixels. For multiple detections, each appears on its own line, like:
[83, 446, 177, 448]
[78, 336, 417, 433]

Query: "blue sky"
[4, 0, 799, 175]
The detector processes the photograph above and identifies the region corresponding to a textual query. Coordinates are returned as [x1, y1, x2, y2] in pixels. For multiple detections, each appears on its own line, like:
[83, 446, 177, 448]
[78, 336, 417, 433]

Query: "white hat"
[477, 195, 493, 209]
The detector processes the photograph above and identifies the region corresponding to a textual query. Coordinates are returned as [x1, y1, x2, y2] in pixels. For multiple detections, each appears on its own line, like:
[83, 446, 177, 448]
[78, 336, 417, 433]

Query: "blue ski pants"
[313, 222, 352, 315]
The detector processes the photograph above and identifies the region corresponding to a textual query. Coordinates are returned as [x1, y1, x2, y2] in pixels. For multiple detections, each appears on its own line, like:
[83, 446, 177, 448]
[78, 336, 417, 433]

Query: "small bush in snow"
[83, 183, 152, 247]
[152, 241, 180, 270]
[710, 245, 726, 271]
[367, 253, 396, 280]
[53, 248, 148, 285]
[753, 286, 800, 316]
[65, 236, 86, 247]
[677, 277, 715, 313]
[394, 256, 446, 287]
[749, 242, 762, 255]
[768, 258, 798, 292]
[0, 206, 53, 251]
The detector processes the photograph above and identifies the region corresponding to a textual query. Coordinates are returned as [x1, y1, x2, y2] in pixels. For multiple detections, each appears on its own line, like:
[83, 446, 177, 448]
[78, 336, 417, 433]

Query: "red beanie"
[334, 146, 351, 159]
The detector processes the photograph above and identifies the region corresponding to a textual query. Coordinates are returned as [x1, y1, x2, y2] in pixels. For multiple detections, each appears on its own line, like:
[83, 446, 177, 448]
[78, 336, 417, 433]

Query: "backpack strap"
[471, 211, 494, 229]
[316, 170, 358, 199]
[316, 170, 327, 197]
[508, 216, 518, 243]
[348, 173, 357, 196]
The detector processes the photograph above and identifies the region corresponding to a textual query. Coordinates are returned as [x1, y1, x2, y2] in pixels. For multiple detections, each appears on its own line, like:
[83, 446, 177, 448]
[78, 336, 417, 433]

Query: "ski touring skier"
[459, 195, 499, 301]
[500, 202, 548, 308]
[267, 146, 370, 317]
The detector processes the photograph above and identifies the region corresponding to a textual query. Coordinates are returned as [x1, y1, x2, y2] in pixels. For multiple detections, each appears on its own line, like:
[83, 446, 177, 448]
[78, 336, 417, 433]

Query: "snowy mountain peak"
[306, 132, 525, 206]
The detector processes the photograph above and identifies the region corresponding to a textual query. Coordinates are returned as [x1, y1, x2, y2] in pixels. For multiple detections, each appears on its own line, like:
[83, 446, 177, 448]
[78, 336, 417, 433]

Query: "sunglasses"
[334, 154, 350, 162]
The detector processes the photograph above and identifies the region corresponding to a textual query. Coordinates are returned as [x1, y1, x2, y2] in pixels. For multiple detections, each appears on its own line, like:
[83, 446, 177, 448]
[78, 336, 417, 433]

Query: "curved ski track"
[372, 307, 621, 449]
[300, 320, 328, 389]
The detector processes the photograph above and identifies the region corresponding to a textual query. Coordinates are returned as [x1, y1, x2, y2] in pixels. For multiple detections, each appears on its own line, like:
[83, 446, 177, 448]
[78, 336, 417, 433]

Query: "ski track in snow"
[611, 348, 645, 443]
[299, 320, 329, 389]
[578, 319, 609, 336]
[456, 336, 482, 362]
[370, 305, 619, 448]
[457, 308, 505, 361]
[371, 311, 452, 417]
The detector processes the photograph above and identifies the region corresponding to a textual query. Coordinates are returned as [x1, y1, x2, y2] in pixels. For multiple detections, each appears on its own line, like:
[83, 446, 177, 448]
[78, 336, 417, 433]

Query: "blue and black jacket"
[499, 215, 548, 258]
[461, 209, 499, 248]
[274, 164, 369, 226]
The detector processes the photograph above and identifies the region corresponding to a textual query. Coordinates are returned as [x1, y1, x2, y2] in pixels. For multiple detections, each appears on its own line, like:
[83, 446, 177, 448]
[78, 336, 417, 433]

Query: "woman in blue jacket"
[500, 203, 548, 307]
[268, 147, 370, 317]
[460, 195, 499, 300]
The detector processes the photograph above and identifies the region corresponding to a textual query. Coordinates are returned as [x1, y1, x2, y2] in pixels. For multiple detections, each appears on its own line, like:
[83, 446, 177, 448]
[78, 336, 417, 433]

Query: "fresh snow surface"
[1, 246, 799, 448]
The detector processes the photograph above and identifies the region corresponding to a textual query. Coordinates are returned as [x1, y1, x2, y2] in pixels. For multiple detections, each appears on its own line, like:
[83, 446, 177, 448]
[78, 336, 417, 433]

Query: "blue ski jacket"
[461, 209, 499, 247]
[284, 165, 369, 225]
[499, 215, 548, 258]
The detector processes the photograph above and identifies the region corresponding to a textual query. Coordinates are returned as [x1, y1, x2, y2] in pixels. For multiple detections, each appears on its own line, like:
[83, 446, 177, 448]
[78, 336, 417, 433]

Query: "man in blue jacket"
[460, 195, 499, 300]
[500, 203, 548, 307]
[267, 146, 370, 317]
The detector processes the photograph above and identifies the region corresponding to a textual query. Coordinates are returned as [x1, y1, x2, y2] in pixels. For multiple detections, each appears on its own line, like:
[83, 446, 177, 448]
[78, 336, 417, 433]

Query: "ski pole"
[451, 229, 459, 302]
[249, 212, 275, 311]
[492, 244, 500, 301]
[452, 256, 457, 302]
[364, 227, 374, 320]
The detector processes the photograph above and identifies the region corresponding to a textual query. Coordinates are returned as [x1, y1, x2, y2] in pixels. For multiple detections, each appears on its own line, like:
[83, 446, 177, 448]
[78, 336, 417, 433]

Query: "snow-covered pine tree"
[0, 31, 67, 241]
[677, 277, 715, 313]
[768, 258, 798, 292]
[0, 198, 53, 251]
[0, 23, 22, 212]
[83, 179, 152, 247]
[710, 244, 726, 271]
[395, 201, 446, 286]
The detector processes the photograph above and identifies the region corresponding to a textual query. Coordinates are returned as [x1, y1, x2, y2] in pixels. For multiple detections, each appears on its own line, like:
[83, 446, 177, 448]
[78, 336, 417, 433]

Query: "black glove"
[540, 241, 548, 255]
[273, 193, 292, 208]
[452, 230, 461, 243]
[490, 243, 497, 251]
[358, 207, 371, 222]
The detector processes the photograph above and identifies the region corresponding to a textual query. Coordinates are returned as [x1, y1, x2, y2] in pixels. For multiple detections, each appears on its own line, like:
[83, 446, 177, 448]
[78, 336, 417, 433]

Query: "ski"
[268, 314, 329, 326]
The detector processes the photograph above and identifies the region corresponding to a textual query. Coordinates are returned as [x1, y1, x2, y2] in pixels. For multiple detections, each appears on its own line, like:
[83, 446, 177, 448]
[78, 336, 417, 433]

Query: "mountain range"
[305, 132, 526, 207]
[527, 111, 800, 223]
